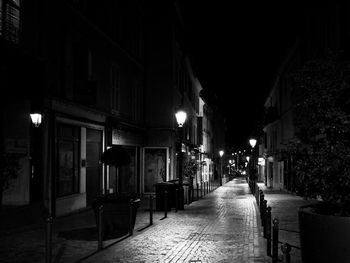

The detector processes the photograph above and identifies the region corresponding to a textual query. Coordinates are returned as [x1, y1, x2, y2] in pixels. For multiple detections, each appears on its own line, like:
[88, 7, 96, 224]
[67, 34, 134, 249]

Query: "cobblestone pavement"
[0, 179, 270, 263]
[82, 178, 269, 263]
[258, 183, 319, 263]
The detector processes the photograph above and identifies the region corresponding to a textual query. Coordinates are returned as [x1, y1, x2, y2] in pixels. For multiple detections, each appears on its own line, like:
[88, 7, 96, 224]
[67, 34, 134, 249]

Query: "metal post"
[266, 206, 272, 256]
[260, 194, 265, 221]
[98, 205, 103, 251]
[175, 188, 178, 212]
[281, 243, 291, 263]
[262, 200, 267, 229]
[191, 183, 194, 202]
[164, 190, 168, 218]
[45, 216, 53, 263]
[197, 183, 199, 200]
[150, 195, 154, 225]
[263, 200, 267, 237]
[200, 181, 203, 198]
[186, 187, 190, 205]
[272, 218, 279, 263]
[129, 199, 134, 235]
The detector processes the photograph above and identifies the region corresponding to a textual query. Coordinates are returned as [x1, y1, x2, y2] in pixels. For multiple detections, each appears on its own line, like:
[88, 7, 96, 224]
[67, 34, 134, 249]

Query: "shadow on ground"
[58, 227, 128, 241]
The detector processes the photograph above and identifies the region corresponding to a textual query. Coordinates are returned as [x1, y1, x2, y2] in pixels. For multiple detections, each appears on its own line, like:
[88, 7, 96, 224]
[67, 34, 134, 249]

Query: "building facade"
[1, 0, 226, 215]
[262, 1, 350, 191]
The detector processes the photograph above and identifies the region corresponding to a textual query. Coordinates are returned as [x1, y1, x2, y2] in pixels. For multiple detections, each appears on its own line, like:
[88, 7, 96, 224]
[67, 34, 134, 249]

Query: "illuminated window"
[0, 0, 21, 43]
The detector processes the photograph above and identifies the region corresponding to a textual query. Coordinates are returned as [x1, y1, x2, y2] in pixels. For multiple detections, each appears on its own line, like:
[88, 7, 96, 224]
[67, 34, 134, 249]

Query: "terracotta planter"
[299, 204, 350, 263]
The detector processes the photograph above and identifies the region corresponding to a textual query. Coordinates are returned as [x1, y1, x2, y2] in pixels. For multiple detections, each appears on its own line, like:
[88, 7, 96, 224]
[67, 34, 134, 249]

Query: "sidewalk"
[0, 178, 270, 262]
[81, 178, 269, 263]
[257, 183, 320, 263]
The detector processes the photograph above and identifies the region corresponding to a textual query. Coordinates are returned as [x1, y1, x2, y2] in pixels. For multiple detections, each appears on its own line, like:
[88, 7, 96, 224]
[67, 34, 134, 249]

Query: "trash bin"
[155, 182, 177, 211]
[92, 194, 140, 240]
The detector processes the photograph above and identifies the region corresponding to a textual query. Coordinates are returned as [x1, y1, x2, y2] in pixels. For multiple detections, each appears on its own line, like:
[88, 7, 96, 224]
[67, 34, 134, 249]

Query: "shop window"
[57, 124, 80, 197]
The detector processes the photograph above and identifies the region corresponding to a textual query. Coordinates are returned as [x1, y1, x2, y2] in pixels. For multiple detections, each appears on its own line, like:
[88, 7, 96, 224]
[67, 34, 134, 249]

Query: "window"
[57, 124, 80, 197]
[0, 0, 21, 43]
[111, 63, 120, 113]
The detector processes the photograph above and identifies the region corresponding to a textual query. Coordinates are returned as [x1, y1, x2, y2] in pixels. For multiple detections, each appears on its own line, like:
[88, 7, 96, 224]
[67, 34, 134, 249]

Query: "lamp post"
[30, 113, 42, 127]
[249, 138, 257, 193]
[175, 109, 187, 210]
[219, 150, 224, 186]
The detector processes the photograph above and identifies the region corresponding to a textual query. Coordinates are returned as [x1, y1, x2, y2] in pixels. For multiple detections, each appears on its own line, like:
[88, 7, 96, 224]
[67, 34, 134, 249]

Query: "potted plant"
[0, 153, 21, 210]
[288, 51, 350, 262]
[93, 145, 140, 239]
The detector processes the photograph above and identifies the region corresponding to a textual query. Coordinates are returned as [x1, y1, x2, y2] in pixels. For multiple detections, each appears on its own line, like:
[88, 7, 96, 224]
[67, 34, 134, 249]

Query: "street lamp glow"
[30, 113, 42, 127]
[175, 110, 187, 127]
[246, 156, 250, 162]
[249, 138, 257, 148]
[219, 150, 224, 157]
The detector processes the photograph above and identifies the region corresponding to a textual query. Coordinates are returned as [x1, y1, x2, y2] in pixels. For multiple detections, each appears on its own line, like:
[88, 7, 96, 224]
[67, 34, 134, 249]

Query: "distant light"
[258, 157, 265, 165]
[249, 138, 257, 148]
[219, 150, 224, 157]
[246, 156, 250, 162]
[30, 113, 42, 127]
[175, 110, 187, 127]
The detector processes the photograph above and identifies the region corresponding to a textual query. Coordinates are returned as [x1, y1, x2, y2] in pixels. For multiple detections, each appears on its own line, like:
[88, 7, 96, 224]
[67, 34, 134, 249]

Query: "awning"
[101, 145, 131, 167]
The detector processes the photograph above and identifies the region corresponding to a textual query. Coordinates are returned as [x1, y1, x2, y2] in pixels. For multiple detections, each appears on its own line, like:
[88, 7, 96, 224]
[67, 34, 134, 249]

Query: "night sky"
[179, 1, 303, 149]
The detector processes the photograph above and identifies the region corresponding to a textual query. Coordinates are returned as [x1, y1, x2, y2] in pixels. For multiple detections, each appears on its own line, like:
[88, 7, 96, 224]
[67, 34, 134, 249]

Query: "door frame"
[55, 116, 105, 201]
[142, 147, 169, 194]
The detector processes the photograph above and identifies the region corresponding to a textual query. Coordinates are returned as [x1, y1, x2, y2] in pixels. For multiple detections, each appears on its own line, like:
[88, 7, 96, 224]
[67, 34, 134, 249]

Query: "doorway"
[86, 128, 102, 205]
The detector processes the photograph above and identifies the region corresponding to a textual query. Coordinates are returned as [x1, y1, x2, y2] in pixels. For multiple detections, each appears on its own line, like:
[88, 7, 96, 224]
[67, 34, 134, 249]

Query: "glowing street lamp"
[249, 138, 257, 148]
[30, 113, 42, 127]
[175, 110, 187, 127]
[175, 109, 187, 210]
[219, 150, 224, 186]
[248, 137, 257, 193]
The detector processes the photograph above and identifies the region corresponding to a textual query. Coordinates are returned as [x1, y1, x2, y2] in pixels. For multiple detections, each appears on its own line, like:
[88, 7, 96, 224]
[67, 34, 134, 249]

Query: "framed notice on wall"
[143, 147, 169, 193]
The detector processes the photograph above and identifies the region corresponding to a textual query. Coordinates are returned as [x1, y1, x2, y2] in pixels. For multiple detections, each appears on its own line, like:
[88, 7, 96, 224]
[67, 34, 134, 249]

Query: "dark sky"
[179, 1, 302, 149]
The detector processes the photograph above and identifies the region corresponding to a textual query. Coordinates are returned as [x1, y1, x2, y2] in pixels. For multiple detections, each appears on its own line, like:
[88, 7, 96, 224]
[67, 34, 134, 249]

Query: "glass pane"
[118, 147, 136, 194]
[58, 141, 74, 196]
[57, 124, 80, 197]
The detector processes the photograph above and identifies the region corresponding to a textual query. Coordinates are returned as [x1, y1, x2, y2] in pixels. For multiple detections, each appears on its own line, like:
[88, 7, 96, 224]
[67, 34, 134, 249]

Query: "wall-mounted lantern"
[30, 113, 42, 127]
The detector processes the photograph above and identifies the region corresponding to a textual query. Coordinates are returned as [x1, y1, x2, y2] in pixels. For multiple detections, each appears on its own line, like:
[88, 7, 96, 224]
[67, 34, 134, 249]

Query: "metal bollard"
[281, 243, 291, 263]
[175, 189, 179, 212]
[197, 183, 199, 200]
[150, 195, 154, 225]
[45, 216, 53, 263]
[129, 199, 134, 235]
[191, 185, 194, 203]
[164, 190, 168, 218]
[200, 182, 203, 198]
[262, 200, 267, 229]
[272, 218, 279, 263]
[98, 205, 103, 251]
[266, 206, 272, 256]
[186, 187, 190, 205]
[260, 194, 265, 220]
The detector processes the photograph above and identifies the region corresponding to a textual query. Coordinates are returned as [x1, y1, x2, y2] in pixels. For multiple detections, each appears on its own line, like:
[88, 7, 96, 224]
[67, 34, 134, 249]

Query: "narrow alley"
[82, 178, 269, 263]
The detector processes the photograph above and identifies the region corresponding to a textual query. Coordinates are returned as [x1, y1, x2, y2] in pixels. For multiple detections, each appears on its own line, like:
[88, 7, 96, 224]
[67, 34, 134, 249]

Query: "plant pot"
[299, 204, 350, 263]
[92, 194, 140, 240]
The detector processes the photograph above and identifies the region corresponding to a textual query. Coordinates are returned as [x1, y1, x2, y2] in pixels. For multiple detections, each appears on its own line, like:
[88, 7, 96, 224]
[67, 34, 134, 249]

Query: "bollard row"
[257, 191, 294, 263]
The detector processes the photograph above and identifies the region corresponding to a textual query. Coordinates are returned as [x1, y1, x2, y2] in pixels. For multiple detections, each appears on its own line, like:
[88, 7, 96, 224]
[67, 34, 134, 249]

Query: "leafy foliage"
[0, 153, 21, 191]
[288, 51, 350, 213]
[183, 157, 198, 179]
